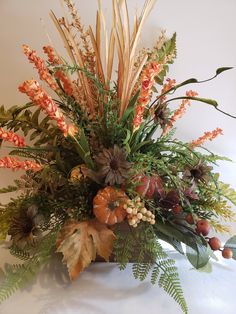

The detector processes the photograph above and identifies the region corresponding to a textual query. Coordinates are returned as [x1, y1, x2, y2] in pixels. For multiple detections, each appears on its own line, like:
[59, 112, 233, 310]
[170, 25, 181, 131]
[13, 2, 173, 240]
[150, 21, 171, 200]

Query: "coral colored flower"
[43, 46, 74, 97]
[162, 90, 198, 135]
[43, 46, 61, 65]
[142, 78, 153, 91]
[0, 128, 25, 147]
[67, 124, 79, 137]
[133, 62, 161, 129]
[23, 45, 58, 91]
[160, 78, 176, 103]
[55, 70, 74, 96]
[0, 156, 42, 172]
[190, 127, 223, 148]
[18, 80, 73, 136]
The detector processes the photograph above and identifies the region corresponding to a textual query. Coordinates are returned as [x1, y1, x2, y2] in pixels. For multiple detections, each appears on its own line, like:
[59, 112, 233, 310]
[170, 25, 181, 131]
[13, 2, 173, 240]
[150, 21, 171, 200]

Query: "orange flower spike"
[43, 46, 61, 65]
[162, 90, 198, 135]
[0, 128, 25, 148]
[133, 62, 161, 129]
[160, 78, 176, 103]
[18, 79, 73, 136]
[55, 71, 74, 96]
[22, 44, 58, 91]
[43, 46, 74, 97]
[190, 127, 223, 148]
[0, 156, 42, 172]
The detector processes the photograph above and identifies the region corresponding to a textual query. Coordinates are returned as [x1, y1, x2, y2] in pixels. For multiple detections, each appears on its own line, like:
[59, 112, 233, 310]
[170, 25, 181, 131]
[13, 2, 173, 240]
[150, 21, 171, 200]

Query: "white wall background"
[0, 0, 236, 213]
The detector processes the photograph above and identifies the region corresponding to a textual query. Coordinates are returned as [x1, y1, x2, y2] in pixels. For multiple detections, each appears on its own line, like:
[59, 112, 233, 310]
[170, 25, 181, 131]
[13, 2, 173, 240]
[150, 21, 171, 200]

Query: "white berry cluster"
[124, 197, 155, 228]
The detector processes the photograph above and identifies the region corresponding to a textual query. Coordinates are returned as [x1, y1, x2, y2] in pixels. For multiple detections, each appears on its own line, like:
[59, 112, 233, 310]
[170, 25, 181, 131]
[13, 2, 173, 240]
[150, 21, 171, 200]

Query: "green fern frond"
[9, 148, 48, 162]
[9, 245, 31, 261]
[218, 181, 236, 205]
[151, 265, 160, 284]
[0, 185, 18, 194]
[114, 225, 188, 313]
[132, 262, 152, 281]
[0, 229, 58, 303]
[113, 225, 136, 270]
[151, 251, 188, 314]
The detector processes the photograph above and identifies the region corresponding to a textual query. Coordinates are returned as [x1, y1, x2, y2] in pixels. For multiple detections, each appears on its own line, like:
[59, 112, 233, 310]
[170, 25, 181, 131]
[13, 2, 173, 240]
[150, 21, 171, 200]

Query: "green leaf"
[167, 96, 218, 108]
[156, 230, 184, 255]
[154, 222, 211, 269]
[123, 129, 131, 145]
[121, 91, 140, 124]
[196, 262, 212, 273]
[32, 109, 41, 124]
[224, 236, 236, 260]
[216, 67, 233, 75]
[72, 128, 94, 169]
[156, 67, 233, 103]
[186, 243, 211, 269]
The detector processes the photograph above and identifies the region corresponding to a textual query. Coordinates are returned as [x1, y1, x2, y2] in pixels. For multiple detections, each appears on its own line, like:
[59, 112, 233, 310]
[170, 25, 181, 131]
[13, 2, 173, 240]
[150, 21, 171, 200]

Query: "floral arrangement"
[0, 1, 236, 313]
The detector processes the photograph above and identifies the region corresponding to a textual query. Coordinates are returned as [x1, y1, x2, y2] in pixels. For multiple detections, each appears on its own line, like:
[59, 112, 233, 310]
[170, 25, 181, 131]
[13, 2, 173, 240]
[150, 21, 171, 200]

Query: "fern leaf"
[0, 230, 58, 303]
[113, 226, 136, 270]
[0, 185, 18, 194]
[132, 263, 152, 281]
[9, 245, 31, 261]
[218, 181, 236, 205]
[158, 264, 188, 314]
[151, 265, 160, 284]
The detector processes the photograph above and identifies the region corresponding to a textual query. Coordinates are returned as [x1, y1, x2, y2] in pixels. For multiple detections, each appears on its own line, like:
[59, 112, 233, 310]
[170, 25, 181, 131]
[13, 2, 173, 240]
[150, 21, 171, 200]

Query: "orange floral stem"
[190, 127, 223, 148]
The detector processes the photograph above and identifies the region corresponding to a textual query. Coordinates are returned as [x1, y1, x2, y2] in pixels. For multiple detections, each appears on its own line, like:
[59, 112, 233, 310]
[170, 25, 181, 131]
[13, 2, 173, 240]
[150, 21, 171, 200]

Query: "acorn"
[208, 237, 221, 251]
[222, 247, 233, 259]
[196, 220, 211, 236]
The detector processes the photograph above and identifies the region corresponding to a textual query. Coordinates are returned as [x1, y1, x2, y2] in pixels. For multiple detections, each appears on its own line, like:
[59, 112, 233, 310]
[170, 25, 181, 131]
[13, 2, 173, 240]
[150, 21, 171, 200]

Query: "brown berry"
[172, 205, 183, 215]
[208, 237, 221, 251]
[222, 247, 233, 259]
[185, 213, 194, 224]
[196, 220, 211, 236]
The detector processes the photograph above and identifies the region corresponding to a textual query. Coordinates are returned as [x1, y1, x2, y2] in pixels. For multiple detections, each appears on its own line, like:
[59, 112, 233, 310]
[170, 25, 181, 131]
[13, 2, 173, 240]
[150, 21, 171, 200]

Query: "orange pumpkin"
[93, 186, 128, 225]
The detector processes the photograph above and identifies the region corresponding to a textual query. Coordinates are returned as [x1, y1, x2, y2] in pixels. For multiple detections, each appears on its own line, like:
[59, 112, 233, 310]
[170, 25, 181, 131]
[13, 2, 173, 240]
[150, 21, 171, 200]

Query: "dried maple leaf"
[56, 219, 116, 280]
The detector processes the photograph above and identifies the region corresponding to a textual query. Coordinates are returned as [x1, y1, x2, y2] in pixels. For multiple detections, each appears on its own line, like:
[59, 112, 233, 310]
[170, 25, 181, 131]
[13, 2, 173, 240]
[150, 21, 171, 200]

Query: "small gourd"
[93, 186, 128, 225]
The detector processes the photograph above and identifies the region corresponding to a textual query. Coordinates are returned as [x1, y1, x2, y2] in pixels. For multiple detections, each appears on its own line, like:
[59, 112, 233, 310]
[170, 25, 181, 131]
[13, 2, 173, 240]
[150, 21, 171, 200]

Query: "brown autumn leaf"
[56, 219, 116, 280]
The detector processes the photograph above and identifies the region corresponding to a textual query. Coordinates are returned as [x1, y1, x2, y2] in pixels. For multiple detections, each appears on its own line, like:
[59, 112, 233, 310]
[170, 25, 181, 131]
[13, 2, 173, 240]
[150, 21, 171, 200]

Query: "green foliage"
[217, 179, 236, 206]
[9, 245, 31, 261]
[154, 222, 211, 270]
[113, 224, 188, 314]
[113, 225, 136, 270]
[0, 197, 23, 240]
[0, 230, 58, 303]
[0, 105, 59, 146]
[90, 102, 127, 149]
[154, 33, 177, 85]
[0, 185, 18, 194]
[9, 147, 49, 163]
[70, 128, 94, 169]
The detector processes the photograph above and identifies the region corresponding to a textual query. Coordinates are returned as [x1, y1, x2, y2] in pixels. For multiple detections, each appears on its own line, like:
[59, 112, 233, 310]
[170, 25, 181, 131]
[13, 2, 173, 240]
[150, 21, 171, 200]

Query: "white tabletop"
[0, 245, 236, 314]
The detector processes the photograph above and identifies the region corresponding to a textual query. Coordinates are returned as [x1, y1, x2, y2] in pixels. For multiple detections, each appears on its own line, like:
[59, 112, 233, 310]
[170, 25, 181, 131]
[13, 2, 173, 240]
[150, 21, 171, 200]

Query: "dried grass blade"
[107, 28, 115, 83]
[62, 25, 95, 113]
[129, 53, 148, 96]
[130, 0, 156, 58]
[50, 11, 76, 65]
[89, 26, 105, 84]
